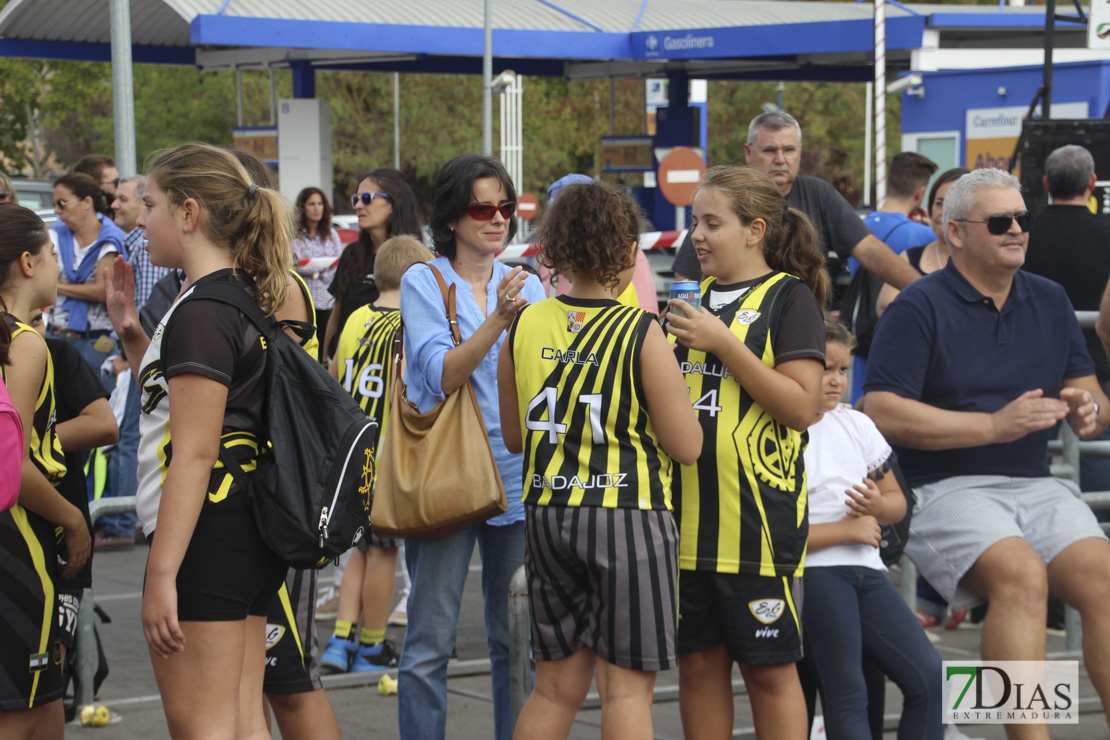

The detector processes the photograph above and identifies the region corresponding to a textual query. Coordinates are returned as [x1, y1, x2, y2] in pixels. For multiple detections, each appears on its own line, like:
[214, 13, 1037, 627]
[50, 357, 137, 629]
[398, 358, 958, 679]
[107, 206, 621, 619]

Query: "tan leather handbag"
[371, 264, 508, 538]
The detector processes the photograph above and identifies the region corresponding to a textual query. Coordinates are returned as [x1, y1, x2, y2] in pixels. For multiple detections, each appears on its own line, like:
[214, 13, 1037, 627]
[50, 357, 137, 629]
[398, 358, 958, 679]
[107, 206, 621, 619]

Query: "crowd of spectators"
[2, 113, 1110, 740]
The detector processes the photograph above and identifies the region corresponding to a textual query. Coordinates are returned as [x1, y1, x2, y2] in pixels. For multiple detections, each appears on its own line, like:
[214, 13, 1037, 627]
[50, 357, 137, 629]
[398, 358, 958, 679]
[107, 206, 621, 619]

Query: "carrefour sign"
[1091, 0, 1110, 49]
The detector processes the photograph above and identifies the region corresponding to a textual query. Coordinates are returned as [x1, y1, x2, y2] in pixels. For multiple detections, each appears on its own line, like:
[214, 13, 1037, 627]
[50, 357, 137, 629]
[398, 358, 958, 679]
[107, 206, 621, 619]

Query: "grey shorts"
[525, 504, 679, 671]
[905, 475, 1107, 610]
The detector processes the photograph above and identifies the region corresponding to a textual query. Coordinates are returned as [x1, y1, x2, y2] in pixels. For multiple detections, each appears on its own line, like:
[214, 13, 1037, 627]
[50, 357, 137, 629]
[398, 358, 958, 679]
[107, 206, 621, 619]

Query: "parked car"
[11, 178, 55, 210]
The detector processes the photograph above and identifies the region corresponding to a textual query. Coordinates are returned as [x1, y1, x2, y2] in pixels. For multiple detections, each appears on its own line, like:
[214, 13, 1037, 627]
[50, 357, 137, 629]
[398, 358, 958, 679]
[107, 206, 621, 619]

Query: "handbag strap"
[387, 261, 459, 386]
[426, 263, 462, 347]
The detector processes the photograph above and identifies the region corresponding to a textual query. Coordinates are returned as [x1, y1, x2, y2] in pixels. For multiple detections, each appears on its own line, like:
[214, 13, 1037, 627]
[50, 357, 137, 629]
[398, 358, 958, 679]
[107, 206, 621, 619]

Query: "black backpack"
[839, 220, 912, 358]
[179, 281, 379, 569]
[878, 453, 916, 567]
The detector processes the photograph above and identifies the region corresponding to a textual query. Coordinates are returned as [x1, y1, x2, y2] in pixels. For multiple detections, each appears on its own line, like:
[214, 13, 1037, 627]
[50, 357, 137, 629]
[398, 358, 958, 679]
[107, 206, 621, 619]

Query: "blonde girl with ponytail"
[104, 143, 294, 740]
[666, 165, 828, 740]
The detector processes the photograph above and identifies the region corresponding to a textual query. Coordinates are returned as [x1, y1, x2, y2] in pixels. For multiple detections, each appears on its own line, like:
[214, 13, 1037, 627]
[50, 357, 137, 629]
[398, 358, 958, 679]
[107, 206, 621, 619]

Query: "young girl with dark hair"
[104, 143, 297, 739]
[499, 181, 701, 739]
[0, 203, 91, 740]
[666, 164, 827, 739]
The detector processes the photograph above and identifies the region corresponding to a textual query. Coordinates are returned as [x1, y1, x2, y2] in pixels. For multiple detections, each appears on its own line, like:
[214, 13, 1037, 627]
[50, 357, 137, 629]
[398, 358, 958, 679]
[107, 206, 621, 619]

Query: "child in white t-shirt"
[801, 318, 942, 740]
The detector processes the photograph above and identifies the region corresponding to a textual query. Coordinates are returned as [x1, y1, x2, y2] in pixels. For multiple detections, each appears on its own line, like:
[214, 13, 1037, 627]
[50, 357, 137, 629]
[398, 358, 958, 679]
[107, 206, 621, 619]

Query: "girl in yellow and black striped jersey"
[0, 203, 92, 740]
[666, 166, 828, 740]
[499, 181, 701, 740]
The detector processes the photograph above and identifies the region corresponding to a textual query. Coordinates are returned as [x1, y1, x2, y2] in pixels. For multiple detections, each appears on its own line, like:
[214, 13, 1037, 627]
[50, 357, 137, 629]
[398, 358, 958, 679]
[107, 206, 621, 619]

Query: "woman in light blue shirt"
[398, 154, 543, 740]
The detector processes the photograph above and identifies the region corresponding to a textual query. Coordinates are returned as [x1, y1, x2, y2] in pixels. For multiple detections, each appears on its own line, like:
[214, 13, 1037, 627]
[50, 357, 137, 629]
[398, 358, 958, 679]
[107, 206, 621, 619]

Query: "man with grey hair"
[865, 168, 1110, 739]
[672, 110, 920, 292]
[111, 175, 169, 309]
[1025, 145, 1110, 495]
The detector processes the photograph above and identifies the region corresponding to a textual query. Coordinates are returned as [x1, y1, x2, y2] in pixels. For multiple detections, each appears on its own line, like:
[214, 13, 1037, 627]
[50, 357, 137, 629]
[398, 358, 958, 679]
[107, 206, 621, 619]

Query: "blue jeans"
[398, 521, 525, 740]
[53, 331, 114, 392]
[802, 566, 943, 740]
[100, 373, 139, 536]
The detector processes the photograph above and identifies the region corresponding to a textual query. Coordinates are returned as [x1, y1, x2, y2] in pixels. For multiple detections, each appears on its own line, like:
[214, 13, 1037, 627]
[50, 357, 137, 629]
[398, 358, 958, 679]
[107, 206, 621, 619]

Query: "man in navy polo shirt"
[864, 168, 1110, 738]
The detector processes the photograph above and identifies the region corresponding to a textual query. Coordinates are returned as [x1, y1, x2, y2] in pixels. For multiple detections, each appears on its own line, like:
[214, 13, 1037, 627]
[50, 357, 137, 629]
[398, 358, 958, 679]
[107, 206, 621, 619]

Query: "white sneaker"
[316, 594, 341, 621]
[388, 592, 408, 626]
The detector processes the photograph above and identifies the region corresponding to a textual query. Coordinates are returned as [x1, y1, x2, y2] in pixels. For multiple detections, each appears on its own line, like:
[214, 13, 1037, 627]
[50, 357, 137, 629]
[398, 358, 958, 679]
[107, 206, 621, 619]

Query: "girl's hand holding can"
[665, 299, 731, 355]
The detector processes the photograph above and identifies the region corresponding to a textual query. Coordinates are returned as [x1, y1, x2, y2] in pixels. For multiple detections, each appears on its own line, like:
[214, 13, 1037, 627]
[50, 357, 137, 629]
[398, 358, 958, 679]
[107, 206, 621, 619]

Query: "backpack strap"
[877, 218, 911, 245]
[177, 281, 276, 482]
[181, 280, 277, 341]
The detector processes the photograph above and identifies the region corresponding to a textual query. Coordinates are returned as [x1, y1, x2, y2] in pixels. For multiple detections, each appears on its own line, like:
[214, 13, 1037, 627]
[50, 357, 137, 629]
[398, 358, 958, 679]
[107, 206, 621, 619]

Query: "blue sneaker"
[320, 635, 357, 674]
[350, 639, 400, 672]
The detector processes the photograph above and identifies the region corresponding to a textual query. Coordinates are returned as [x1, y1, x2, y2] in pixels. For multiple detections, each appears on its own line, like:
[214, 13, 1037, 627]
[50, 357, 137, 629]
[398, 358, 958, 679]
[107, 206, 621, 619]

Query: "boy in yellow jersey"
[322, 235, 430, 673]
[666, 166, 828, 740]
[499, 182, 701, 740]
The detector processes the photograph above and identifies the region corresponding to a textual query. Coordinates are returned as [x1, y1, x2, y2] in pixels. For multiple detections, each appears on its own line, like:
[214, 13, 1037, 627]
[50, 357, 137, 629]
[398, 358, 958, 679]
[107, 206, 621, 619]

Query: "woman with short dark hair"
[396, 154, 543, 740]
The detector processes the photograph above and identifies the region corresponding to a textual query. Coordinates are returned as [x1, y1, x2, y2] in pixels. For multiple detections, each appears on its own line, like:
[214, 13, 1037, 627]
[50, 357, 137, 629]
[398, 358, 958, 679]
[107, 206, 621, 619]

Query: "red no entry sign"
[517, 193, 539, 221]
[658, 147, 707, 207]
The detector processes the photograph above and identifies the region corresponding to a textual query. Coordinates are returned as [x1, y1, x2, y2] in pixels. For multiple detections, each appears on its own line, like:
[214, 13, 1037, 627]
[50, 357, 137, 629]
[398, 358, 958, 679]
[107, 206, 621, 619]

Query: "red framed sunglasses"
[467, 201, 516, 221]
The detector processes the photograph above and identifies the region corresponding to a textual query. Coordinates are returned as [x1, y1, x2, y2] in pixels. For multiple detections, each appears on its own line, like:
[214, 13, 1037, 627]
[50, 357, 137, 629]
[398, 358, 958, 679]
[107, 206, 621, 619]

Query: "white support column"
[394, 72, 401, 170]
[864, 81, 873, 206]
[236, 68, 244, 127]
[874, 0, 887, 208]
[109, 0, 136, 176]
[269, 68, 277, 125]
[499, 74, 524, 240]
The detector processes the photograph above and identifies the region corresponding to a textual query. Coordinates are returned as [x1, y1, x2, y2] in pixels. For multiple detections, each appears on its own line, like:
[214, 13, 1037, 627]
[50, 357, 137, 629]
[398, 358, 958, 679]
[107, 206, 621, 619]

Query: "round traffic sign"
[517, 192, 540, 221]
[658, 147, 707, 207]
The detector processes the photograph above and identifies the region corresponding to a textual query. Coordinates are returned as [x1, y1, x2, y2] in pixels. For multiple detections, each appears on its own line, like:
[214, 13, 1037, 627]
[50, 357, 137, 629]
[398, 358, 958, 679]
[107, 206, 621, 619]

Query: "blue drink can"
[670, 281, 701, 315]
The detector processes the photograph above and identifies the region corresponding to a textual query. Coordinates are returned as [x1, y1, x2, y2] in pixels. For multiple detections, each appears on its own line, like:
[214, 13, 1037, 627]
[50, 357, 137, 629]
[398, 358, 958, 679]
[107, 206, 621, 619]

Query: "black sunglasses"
[351, 191, 392, 208]
[466, 201, 516, 221]
[955, 210, 1030, 235]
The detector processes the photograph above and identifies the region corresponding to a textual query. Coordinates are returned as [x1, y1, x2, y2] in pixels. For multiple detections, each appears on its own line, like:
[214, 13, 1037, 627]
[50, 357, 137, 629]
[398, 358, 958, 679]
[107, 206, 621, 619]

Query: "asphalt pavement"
[64, 547, 1108, 739]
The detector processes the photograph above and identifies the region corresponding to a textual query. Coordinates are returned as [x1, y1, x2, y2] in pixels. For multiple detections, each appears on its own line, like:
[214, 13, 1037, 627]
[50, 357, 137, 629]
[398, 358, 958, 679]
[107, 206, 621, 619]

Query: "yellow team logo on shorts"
[749, 598, 785, 625]
[745, 410, 798, 491]
[266, 623, 286, 649]
[567, 311, 586, 333]
[359, 447, 375, 514]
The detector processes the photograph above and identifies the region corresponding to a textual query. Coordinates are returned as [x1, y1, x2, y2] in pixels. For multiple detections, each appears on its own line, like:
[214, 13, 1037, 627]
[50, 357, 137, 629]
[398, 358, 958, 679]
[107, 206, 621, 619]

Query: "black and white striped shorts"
[524, 504, 679, 672]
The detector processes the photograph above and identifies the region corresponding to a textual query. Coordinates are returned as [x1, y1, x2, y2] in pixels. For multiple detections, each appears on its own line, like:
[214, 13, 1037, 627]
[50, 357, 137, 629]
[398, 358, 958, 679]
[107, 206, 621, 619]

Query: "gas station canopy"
[0, 0, 1097, 81]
